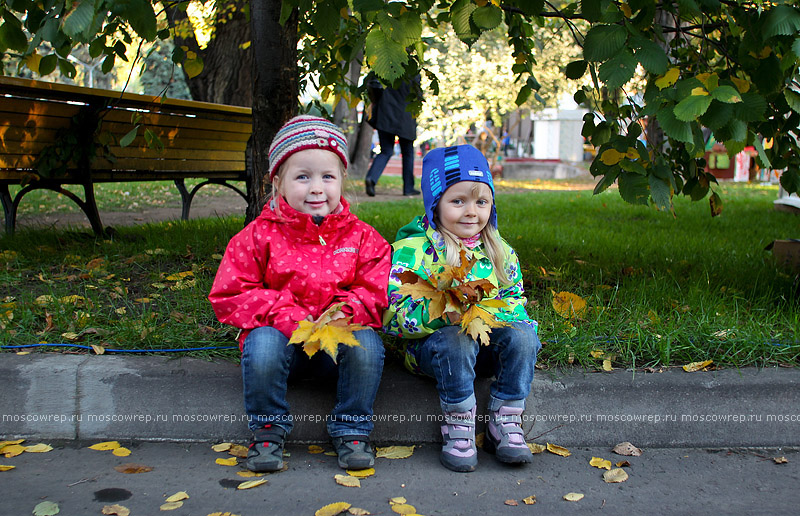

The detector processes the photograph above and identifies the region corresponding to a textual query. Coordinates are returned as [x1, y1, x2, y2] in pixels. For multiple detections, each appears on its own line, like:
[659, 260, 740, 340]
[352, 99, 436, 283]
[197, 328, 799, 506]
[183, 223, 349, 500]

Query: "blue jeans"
[411, 322, 541, 413]
[241, 326, 385, 437]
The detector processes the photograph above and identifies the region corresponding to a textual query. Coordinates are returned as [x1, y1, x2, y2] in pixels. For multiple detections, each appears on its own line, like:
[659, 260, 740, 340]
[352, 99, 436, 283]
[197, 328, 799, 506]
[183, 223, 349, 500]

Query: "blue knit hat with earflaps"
[421, 144, 497, 230]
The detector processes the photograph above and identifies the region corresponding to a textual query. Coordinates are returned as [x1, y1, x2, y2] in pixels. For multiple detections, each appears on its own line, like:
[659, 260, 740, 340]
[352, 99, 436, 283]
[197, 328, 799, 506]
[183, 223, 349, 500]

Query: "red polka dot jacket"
[208, 196, 391, 349]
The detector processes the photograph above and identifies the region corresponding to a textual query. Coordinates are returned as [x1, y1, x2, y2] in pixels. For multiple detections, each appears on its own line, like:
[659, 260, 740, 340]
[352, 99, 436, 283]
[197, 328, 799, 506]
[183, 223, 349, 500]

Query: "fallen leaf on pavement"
[112, 447, 131, 457]
[774, 456, 788, 464]
[504, 499, 519, 506]
[114, 463, 153, 474]
[207, 513, 241, 516]
[308, 445, 325, 454]
[346, 467, 375, 478]
[547, 443, 571, 457]
[389, 497, 406, 504]
[2, 444, 25, 457]
[522, 495, 536, 505]
[216, 457, 238, 466]
[228, 444, 248, 458]
[375, 445, 414, 459]
[24, 443, 53, 453]
[89, 441, 121, 451]
[528, 443, 546, 454]
[335, 474, 361, 487]
[212, 443, 233, 452]
[390, 503, 417, 515]
[682, 360, 713, 372]
[603, 468, 629, 483]
[348, 508, 370, 515]
[237, 470, 266, 478]
[101, 504, 130, 516]
[563, 492, 584, 502]
[315, 502, 351, 516]
[165, 492, 189, 503]
[612, 442, 642, 456]
[160, 501, 183, 511]
[589, 457, 612, 470]
[616, 460, 631, 467]
[32, 501, 60, 515]
[237, 478, 268, 490]
[0, 465, 16, 471]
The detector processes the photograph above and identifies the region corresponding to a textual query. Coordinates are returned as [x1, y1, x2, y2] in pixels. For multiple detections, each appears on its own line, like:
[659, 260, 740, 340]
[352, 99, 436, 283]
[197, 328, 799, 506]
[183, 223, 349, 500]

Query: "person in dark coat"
[365, 75, 421, 196]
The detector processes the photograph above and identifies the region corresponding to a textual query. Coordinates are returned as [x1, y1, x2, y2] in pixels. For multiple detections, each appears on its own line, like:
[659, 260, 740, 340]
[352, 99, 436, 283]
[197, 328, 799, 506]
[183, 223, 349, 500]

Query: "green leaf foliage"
[472, 5, 503, 30]
[674, 94, 712, 121]
[0, 20, 28, 52]
[780, 169, 800, 195]
[583, 24, 627, 62]
[633, 37, 669, 75]
[618, 171, 650, 205]
[657, 106, 694, 144]
[598, 50, 637, 89]
[365, 28, 407, 82]
[648, 175, 672, 212]
[566, 60, 588, 80]
[762, 5, 800, 39]
[451, 0, 480, 46]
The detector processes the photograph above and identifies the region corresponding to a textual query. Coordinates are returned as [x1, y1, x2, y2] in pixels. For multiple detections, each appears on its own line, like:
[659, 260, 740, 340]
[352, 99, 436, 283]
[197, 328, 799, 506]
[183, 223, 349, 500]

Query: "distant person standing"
[364, 74, 421, 197]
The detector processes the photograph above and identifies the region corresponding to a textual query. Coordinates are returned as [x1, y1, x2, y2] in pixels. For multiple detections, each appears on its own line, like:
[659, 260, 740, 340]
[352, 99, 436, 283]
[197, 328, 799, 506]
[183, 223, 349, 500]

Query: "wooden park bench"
[0, 76, 251, 235]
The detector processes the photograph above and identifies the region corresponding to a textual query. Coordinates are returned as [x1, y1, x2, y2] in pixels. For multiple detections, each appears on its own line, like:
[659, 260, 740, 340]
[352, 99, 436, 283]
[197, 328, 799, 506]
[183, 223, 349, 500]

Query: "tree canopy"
[2, 0, 800, 215]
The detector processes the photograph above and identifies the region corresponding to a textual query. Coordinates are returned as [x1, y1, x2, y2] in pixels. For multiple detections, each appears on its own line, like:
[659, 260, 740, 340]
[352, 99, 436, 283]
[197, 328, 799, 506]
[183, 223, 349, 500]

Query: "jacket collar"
[259, 196, 353, 239]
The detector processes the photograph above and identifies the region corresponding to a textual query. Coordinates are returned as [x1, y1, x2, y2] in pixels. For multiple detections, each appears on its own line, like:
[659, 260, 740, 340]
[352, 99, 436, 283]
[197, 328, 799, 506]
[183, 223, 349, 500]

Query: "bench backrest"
[0, 76, 252, 178]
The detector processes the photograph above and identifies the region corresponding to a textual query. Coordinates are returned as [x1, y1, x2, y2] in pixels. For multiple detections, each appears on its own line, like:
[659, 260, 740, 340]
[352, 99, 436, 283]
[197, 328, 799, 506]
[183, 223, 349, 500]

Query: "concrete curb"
[2, 354, 798, 447]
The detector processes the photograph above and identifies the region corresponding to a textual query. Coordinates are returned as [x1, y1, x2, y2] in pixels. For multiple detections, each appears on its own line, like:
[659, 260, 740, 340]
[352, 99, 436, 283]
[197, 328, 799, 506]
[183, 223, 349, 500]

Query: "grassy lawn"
[1, 180, 797, 370]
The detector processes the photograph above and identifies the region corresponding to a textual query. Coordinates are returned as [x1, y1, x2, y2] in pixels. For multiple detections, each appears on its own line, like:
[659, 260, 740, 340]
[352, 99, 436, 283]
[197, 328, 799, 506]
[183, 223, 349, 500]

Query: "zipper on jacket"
[319, 235, 327, 245]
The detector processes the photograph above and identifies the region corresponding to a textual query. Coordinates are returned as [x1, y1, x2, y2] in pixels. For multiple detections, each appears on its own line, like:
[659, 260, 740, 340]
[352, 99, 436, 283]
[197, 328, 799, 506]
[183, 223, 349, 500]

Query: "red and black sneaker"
[245, 424, 287, 472]
[331, 435, 374, 470]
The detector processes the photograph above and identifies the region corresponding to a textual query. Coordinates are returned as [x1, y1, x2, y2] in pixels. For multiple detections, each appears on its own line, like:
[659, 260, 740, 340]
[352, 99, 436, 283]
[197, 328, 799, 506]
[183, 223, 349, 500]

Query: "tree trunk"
[164, 0, 253, 106]
[247, 0, 299, 224]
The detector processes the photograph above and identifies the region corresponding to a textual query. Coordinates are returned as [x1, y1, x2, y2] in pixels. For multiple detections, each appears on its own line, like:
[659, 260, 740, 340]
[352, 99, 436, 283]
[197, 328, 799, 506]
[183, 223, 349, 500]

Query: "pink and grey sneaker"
[440, 407, 477, 472]
[484, 405, 533, 464]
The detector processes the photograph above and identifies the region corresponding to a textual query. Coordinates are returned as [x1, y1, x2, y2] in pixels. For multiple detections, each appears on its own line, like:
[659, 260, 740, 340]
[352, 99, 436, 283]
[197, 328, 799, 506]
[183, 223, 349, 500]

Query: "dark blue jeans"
[241, 326, 385, 437]
[411, 322, 541, 413]
[366, 129, 415, 194]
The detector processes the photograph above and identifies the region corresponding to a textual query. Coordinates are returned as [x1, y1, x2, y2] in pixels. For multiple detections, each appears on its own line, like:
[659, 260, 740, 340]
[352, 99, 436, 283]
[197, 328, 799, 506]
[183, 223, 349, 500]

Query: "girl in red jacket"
[209, 115, 391, 472]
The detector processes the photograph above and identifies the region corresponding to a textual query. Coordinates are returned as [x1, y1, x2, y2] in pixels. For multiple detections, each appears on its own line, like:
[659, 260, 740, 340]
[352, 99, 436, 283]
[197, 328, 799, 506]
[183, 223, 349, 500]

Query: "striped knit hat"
[268, 115, 349, 180]
[421, 144, 497, 230]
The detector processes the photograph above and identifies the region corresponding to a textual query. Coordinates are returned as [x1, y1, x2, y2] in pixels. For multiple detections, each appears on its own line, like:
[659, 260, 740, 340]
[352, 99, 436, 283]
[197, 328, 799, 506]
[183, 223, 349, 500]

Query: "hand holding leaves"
[288, 302, 364, 361]
[396, 249, 507, 345]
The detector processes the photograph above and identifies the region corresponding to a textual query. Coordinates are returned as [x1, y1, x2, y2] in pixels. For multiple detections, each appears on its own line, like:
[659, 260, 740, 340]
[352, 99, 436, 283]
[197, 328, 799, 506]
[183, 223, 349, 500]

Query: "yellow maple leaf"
[461, 304, 507, 346]
[289, 304, 364, 362]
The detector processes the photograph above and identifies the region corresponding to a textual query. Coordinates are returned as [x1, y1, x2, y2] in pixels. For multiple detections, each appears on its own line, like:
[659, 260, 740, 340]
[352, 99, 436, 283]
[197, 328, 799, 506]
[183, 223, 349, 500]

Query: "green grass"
[1, 181, 797, 370]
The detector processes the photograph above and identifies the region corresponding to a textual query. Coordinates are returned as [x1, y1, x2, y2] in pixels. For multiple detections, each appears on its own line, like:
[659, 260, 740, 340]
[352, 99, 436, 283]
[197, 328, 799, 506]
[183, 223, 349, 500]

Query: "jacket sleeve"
[332, 226, 391, 329]
[383, 240, 448, 339]
[486, 245, 538, 331]
[208, 225, 311, 338]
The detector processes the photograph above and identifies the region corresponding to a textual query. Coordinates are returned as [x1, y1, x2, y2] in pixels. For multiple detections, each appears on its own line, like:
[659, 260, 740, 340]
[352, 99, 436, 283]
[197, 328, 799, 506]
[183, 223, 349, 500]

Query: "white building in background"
[505, 105, 588, 163]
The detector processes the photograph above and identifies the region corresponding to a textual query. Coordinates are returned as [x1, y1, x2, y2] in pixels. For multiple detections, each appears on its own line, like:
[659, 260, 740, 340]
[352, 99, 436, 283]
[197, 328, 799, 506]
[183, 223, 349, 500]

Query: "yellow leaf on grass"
[552, 291, 587, 319]
[112, 447, 131, 457]
[612, 441, 643, 456]
[92, 345, 106, 355]
[346, 467, 375, 478]
[334, 474, 361, 487]
[375, 445, 415, 459]
[212, 443, 233, 452]
[24, 443, 53, 453]
[86, 258, 106, 269]
[391, 504, 417, 515]
[563, 492, 584, 502]
[528, 443, 547, 454]
[589, 457, 612, 470]
[0, 464, 16, 471]
[682, 359, 713, 372]
[315, 502, 352, 516]
[166, 491, 189, 503]
[166, 271, 194, 281]
[602, 359, 613, 372]
[160, 501, 183, 511]
[60, 295, 86, 305]
[547, 443, 571, 457]
[237, 478, 268, 490]
[590, 349, 605, 358]
[603, 468, 629, 483]
[101, 504, 130, 516]
[216, 457, 238, 466]
[89, 441, 121, 451]
[308, 445, 325, 454]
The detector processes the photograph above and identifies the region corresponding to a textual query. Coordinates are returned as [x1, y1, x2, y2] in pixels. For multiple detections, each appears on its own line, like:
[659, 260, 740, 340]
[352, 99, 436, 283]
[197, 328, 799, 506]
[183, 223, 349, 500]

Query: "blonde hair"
[433, 183, 510, 285]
